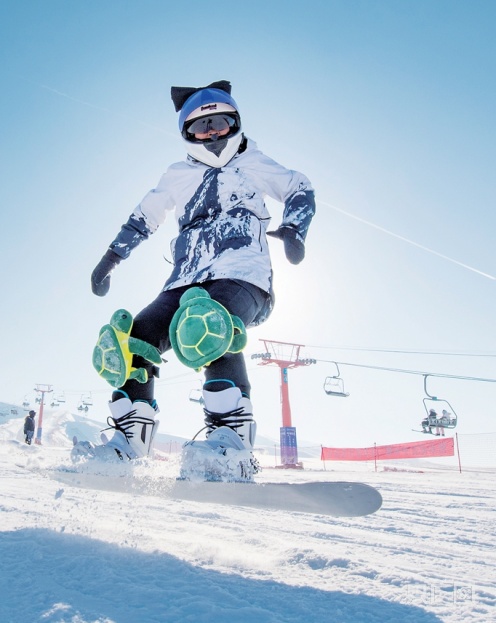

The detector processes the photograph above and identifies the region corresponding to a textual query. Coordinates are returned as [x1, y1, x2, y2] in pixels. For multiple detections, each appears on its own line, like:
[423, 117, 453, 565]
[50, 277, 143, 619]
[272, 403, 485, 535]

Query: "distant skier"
[73, 80, 315, 480]
[24, 410, 36, 445]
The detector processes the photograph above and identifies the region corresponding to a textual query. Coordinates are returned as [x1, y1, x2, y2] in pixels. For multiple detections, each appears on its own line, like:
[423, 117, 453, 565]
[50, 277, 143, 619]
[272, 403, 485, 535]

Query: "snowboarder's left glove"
[267, 227, 305, 265]
[91, 249, 122, 296]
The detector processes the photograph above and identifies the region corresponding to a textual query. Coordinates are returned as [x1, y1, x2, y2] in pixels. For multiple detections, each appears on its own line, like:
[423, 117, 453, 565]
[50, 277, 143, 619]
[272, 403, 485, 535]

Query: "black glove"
[267, 227, 305, 265]
[91, 249, 122, 296]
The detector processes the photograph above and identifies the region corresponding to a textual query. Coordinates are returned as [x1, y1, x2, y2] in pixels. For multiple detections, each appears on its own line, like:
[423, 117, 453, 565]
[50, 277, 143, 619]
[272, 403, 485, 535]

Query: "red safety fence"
[321, 437, 454, 462]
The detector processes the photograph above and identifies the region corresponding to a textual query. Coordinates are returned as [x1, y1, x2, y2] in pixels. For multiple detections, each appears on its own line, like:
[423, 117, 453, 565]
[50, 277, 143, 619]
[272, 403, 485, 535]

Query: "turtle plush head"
[110, 309, 133, 333]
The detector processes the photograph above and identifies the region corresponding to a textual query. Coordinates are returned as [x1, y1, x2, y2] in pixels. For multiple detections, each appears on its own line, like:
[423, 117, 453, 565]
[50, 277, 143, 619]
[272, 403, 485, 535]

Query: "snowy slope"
[0, 409, 494, 623]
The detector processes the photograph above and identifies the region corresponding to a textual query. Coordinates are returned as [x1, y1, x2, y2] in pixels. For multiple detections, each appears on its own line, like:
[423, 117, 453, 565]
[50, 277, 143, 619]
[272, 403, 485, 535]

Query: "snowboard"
[48, 468, 382, 517]
[171, 479, 382, 517]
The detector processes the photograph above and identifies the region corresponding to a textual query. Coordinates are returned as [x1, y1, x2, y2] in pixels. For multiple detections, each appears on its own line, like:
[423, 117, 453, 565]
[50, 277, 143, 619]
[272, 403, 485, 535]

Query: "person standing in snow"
[24, 410, 36, 445]
[73, 80, 315, 480]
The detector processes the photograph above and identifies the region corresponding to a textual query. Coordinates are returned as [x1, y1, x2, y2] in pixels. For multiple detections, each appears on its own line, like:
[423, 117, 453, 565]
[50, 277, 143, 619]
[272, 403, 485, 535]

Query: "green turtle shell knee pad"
[169, 287, 247, 370]
[92, 309, 162, 388]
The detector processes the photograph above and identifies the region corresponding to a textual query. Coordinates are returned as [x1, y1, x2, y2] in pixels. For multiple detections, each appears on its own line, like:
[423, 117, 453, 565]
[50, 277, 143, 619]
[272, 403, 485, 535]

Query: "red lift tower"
[34, 384, 53, 445]
[252, 339, 316, 468]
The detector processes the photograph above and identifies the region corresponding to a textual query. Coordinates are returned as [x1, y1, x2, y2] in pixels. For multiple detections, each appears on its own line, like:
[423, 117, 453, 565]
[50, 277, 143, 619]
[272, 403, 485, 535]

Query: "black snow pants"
[120, 279, 269, 403]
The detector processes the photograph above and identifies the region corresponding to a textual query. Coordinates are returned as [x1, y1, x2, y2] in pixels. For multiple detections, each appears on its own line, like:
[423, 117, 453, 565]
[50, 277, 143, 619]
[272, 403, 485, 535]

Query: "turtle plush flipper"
[228, 315, 248, 354]
[128, 336, 162, 365]
[129, 368, 149, 384]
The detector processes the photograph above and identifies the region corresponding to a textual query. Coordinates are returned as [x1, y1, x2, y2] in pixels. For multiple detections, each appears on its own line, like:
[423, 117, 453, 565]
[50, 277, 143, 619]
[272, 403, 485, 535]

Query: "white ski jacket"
[110, 137, 315, 322]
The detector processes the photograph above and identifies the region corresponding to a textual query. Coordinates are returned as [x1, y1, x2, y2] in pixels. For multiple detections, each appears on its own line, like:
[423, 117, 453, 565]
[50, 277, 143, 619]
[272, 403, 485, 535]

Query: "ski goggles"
[182, 113, 240, 143]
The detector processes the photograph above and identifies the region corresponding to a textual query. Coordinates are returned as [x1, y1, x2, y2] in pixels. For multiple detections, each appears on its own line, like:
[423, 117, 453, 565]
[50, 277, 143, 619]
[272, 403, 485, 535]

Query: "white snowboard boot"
[71, 397, 159, 461]
[180, 387, 260, 482]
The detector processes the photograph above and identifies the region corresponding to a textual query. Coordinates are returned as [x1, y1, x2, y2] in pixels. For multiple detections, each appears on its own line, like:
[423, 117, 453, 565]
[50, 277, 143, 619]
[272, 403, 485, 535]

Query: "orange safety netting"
[321, 437, 454, 461]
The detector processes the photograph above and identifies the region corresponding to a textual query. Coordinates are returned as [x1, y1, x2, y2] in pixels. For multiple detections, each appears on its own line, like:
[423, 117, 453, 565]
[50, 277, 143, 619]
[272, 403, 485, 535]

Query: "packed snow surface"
[1, 408, 494, 623]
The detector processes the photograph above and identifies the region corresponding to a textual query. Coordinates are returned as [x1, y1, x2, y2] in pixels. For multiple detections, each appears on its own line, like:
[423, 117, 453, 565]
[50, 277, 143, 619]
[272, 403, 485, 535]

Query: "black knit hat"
[171, 80, 232, 112]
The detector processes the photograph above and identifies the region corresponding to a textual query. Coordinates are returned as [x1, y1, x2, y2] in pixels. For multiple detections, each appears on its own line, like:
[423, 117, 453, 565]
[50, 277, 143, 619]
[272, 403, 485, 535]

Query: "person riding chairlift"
[421, 409, 438, 434]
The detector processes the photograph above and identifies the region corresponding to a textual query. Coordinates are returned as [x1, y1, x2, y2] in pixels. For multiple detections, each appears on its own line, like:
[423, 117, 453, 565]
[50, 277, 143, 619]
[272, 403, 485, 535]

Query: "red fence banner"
[321, 437, 454, 462]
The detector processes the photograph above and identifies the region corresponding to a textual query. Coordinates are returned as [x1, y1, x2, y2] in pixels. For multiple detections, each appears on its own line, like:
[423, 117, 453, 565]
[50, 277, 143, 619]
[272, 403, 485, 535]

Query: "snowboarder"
[73, 80, 315, 480]
[24, 410, 36, 445]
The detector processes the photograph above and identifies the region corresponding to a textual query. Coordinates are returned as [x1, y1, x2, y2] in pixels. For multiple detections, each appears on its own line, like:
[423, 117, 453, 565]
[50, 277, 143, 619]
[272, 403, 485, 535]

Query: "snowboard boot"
[71, 396, 159, 462]
[180, 387, 260, 482]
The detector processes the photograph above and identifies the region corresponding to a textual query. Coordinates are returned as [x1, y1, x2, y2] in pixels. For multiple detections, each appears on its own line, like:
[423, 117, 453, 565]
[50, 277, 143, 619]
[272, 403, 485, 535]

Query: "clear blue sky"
[1, 0, 495, 447]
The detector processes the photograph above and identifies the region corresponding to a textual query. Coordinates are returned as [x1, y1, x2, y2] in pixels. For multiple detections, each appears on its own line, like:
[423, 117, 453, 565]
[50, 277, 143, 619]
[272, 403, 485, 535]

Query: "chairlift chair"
[50, 391, 64, 407]
[78, 393, 93, 413]
[420, 375, 458, 432]
[324, 363, 349, 398]
[81, 393, 93, 407]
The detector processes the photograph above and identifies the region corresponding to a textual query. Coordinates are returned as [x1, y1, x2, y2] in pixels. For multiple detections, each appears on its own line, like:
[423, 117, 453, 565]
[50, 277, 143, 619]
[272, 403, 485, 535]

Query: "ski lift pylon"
[324, 363, 349, 398]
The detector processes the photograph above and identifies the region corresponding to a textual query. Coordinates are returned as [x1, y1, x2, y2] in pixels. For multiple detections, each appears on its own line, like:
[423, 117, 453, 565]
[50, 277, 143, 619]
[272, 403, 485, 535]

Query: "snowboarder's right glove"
[267, 227, 305, 265]
[91, 249, 122, 296]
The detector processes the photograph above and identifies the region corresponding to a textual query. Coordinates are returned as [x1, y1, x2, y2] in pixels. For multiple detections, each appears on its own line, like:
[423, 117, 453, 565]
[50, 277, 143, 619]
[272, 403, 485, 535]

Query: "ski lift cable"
[318, 199, 496, 281]
[305, 345, 496, 358]
[315, 358, 496, 384]
[59, 370, 200, 396]
[42, 351, 495, 399]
